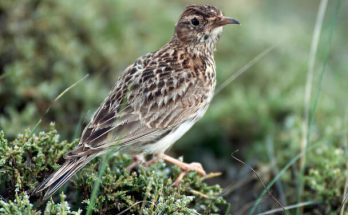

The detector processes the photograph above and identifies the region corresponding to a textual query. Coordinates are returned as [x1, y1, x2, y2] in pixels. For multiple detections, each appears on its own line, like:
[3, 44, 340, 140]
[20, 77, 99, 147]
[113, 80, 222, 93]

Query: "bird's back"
[68, 41, 216, 157]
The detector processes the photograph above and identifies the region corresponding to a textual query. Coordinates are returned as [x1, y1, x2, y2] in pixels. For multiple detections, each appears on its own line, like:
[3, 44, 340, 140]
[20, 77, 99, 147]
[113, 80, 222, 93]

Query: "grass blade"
[340, 106, 348, 215]
[248, 142, 317, 215]
[86, 153, 111, 215]
[299, 0, 328, 190]
[215, 44, 277, 95]
[298, 0, 341, 213]
[257, 201, 317, 215]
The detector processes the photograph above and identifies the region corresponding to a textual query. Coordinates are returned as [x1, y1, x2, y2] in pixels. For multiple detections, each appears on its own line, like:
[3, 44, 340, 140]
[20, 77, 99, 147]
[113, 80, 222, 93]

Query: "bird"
[33, 4, 240, 199]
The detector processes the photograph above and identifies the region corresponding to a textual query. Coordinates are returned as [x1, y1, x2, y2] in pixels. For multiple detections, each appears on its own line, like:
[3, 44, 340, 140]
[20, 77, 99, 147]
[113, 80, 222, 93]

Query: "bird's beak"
[214, 16, 240, 27]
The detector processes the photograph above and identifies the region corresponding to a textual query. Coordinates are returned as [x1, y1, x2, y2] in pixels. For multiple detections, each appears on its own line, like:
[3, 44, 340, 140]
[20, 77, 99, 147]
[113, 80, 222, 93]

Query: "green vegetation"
[0, 0, 347, 214]
[0, 126, 227, 214]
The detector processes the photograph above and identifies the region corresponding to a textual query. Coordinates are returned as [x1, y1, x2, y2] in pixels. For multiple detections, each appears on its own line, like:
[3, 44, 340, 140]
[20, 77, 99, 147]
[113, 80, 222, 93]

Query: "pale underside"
[143, 106, 208, 154]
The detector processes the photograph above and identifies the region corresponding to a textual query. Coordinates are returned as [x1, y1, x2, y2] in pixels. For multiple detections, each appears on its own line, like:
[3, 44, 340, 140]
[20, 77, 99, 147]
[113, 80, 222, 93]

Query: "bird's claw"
[173, 162, 206, 186]
[126, 155, 145, 171]
[157, 154, 207, 186]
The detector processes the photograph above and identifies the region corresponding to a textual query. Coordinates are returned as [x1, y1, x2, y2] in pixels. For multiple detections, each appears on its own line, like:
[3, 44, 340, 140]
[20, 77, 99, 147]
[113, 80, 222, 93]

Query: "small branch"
[202, 172, 222, 180]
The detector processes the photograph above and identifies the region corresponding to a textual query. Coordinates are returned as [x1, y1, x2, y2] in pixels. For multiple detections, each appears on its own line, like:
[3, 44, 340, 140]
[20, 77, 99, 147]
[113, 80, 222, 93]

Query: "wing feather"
[67, 50, 211, 157]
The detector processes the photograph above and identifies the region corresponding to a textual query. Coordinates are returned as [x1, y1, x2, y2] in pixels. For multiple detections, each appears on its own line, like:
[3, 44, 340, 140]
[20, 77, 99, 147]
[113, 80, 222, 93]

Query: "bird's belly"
[144, 108, 207, 154]
[144, 120, 196, 154]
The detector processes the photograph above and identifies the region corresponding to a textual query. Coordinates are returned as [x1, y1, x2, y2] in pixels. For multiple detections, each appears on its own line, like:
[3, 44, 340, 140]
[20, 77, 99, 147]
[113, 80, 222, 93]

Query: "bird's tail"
[32, 155, 95, 199]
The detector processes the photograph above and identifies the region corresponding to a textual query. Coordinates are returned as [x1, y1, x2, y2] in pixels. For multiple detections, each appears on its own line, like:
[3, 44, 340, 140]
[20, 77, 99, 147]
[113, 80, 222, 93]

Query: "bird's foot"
[127, 154, 207, 186]
[143, 156, 160, 167]
[159, 153, 206, 186]
[126, 154, 145, 171]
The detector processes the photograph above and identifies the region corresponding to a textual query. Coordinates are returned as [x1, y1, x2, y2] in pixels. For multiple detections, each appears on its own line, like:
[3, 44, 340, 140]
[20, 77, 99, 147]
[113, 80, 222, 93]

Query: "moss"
[0, 193, 82, 215]
[304, 142, 346, 209]
[0, 126, 228, 214]
[0, 124, 76, 198]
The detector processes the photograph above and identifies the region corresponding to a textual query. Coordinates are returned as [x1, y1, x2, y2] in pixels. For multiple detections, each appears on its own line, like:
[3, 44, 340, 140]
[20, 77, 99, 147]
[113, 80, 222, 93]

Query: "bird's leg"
[143, 155, 160, 167]
[159, 153, 206, 186]
[126, 154, 145, 171]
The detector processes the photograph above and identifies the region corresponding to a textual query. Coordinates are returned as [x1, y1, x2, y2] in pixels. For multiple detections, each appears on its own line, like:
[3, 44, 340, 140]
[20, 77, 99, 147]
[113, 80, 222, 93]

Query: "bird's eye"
[191, 18, 200, 26]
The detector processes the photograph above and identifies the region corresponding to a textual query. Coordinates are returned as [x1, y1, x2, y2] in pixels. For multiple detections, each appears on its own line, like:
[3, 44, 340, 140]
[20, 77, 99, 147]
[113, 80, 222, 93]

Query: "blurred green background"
[0, 0, 347, 213]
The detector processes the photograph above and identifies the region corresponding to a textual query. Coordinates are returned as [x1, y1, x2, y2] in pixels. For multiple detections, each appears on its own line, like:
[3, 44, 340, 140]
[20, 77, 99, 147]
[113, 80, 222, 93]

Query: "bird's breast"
[183, 53, 216, 88]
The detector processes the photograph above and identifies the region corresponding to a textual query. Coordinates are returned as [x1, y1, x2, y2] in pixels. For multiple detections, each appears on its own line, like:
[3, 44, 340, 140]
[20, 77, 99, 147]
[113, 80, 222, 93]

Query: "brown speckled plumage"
[33, 4, 239, 199]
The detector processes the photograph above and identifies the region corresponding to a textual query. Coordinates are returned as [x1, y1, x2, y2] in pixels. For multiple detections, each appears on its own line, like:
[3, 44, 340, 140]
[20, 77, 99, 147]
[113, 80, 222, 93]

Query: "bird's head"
[174, 5, 239, 46]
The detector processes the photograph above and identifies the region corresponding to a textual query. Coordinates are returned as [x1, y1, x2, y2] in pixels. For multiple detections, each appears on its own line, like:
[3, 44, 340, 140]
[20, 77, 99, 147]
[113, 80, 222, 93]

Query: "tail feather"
[33, 155, 95, 200]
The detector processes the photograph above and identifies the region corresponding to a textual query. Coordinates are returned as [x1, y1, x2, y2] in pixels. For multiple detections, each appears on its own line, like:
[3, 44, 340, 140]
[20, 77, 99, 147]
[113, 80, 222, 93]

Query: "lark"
[34, 4, 239, 199]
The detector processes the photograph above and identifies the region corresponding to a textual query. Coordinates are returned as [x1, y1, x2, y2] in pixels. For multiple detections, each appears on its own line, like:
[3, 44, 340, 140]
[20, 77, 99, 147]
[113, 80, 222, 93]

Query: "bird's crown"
[173, 5, 239, 48]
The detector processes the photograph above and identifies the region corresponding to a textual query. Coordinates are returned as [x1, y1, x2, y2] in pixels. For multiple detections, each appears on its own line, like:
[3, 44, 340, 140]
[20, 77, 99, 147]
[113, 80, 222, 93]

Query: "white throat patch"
[211, 26, 223, 38]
